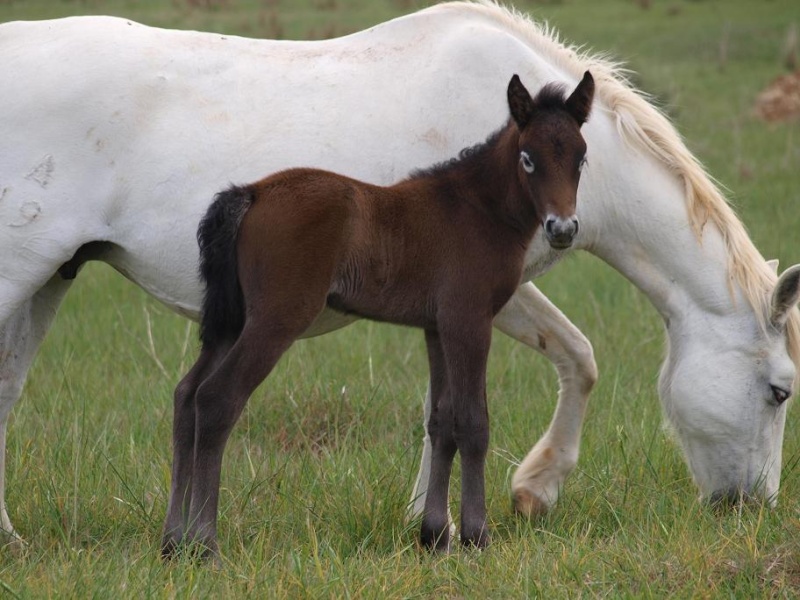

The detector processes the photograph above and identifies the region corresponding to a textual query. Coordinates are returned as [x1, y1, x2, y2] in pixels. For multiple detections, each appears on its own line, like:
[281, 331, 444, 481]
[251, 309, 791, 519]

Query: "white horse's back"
[1, 9, 560, 320]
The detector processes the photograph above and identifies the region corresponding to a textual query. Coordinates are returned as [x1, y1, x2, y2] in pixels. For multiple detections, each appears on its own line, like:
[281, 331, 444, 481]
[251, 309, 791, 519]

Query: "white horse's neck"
[576, 111, 750, 332]
[571, 107, 791, 501]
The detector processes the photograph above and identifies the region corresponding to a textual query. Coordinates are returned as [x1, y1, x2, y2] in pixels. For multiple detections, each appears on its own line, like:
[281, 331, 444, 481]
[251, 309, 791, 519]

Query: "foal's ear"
[770, 264, 800, 329]
[565, 71, 595, 126]
[508, 74, 535, 129]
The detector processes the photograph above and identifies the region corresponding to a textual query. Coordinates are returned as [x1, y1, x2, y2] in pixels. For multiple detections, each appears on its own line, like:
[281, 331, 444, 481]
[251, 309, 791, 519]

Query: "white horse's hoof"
[1, 532, 26, 556]
[512, 487, 551, 518]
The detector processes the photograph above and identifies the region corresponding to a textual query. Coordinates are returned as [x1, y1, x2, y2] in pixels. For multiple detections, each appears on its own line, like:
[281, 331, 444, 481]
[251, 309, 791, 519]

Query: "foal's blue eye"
[578, 156, 588, 172]
[520, 151, 534, 174]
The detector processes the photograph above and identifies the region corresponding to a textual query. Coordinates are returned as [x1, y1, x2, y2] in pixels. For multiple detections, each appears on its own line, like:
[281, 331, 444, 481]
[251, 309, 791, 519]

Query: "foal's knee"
[454, 422, 489, 461]
[426, 412, 457, 451]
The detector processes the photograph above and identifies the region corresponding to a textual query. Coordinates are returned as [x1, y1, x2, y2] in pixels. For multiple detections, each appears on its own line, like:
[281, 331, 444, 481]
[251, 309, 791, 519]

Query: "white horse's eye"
[520, 151, 534, 174]
[578, 156, 588, 172]
[770, 384, 791, 405]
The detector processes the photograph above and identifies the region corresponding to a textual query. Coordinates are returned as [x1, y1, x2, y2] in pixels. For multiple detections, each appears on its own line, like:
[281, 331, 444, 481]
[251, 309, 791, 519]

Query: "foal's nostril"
[544, 216, 578, 249]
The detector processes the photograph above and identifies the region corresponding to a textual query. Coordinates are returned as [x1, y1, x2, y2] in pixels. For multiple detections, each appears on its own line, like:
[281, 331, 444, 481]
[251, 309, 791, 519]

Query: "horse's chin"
[707, 487, 777, 512]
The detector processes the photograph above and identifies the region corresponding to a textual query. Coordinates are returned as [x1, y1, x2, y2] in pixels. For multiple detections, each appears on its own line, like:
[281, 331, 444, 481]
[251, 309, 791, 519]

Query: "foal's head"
[508, 71, 594, 249]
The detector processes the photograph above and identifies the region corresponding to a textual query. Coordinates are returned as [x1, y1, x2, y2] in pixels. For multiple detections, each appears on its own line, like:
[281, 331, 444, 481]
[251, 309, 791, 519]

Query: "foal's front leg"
[409, 281, 597, 522]
[440, 317, 493, 549]
[420, 330, 455, 551]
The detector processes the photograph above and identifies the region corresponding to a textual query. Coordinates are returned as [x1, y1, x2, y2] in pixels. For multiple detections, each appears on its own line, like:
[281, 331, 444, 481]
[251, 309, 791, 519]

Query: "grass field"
[2, 0, 800, 597]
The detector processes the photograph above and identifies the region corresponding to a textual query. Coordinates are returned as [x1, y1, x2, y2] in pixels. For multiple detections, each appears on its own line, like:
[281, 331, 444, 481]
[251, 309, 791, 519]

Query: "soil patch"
[753, 70, 800, 122]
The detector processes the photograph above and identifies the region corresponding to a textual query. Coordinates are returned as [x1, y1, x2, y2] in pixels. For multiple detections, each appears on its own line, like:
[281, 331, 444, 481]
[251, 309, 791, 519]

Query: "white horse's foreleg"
[408, 281, 596, 521]
[0, 420, 23, 553]
[494, 282, 597, 516]
[0, 276, 72, 547]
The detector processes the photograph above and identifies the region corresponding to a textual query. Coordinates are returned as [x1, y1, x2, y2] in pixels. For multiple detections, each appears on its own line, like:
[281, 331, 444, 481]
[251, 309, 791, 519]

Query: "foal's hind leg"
[0, 276, 72, 548]
[161, 344, 230, 557]
[184, 314, 317, 555]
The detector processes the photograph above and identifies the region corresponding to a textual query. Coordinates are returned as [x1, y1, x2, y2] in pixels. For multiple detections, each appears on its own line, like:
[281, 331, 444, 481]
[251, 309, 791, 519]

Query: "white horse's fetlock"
[511, 442, 577, 518]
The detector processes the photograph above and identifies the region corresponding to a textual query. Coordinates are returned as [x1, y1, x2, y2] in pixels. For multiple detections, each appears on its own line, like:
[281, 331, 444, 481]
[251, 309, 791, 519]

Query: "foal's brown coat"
[162, 72, 594, 556]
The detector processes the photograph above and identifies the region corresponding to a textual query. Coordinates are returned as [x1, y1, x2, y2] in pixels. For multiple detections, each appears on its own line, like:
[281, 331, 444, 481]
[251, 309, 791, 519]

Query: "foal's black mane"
[528, 81, 571, 111]
[407, 125, 508, 182]
[406, 82, 569, 182]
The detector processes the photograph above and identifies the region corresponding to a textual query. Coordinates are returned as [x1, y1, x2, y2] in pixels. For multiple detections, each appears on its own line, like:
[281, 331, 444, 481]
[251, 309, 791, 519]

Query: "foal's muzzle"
[544, 216, 579, 249]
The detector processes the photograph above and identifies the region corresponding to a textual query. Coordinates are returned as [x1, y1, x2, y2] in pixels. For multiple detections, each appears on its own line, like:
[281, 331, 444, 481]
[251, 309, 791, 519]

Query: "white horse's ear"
[770, 264, 800, 329]
[767, 259, 779, 274]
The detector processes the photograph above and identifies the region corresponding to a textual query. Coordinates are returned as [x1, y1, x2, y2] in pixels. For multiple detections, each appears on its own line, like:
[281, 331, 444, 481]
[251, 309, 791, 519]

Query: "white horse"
[1, 1, 798, 547]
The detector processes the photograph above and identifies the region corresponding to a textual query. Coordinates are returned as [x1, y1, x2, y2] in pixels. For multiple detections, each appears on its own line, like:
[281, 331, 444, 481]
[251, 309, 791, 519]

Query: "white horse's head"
[659, 264, 800, 505]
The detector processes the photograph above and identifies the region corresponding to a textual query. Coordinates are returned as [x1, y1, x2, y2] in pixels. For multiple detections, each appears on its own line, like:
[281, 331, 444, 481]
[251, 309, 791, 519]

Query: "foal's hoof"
[461, 526, 490, 550]
[160, 535, 181, 560]
[512, 487, 550, 519]
[161, 534, 219, 564]
[420, 521, 451, 553]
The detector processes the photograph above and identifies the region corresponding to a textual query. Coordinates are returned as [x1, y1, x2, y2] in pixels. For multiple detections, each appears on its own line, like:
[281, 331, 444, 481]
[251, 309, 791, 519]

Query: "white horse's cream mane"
[439, 0, 800, 382]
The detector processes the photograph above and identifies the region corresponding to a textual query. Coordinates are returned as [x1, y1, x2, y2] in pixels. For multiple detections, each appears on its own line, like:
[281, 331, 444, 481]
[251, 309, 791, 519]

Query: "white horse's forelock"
[440, 0, 800, 389]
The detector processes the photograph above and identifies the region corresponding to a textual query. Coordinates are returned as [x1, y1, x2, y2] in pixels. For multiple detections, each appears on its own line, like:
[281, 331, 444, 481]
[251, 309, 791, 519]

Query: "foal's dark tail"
[197, 184, 255, 348]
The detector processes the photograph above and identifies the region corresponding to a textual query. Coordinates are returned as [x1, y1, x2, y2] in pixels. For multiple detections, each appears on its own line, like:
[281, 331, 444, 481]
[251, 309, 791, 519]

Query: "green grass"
[2, 0, 800, 596]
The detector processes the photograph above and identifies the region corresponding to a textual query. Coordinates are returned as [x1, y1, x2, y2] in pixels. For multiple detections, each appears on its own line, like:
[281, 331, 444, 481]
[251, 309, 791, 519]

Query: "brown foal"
[162, 71, 594, 557]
